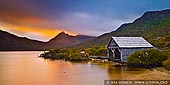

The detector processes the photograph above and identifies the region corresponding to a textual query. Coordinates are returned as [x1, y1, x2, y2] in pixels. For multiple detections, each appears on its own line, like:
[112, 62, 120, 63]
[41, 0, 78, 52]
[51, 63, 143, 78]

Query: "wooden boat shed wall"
[107, 37, 153, 63]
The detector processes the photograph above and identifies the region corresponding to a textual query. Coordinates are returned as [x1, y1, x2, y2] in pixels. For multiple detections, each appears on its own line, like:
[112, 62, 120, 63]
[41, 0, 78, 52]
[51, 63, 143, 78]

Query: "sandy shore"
[127, 68, 170, 80]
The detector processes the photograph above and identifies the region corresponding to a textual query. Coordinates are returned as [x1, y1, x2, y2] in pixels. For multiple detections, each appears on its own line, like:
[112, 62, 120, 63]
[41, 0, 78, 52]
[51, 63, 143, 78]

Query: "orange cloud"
[0, 2, 77, 41]
[0, 24, 77, 41]
[13, 26, 59, 37]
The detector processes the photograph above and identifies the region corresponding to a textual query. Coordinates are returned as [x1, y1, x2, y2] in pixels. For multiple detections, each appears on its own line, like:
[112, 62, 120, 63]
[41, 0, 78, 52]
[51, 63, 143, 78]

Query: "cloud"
[0, 0, 170, 41]
[55, 11, 139, 36]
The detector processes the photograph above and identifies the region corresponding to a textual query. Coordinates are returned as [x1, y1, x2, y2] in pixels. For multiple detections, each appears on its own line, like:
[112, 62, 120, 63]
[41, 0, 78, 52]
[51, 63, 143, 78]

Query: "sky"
[0, 0, 170, 41]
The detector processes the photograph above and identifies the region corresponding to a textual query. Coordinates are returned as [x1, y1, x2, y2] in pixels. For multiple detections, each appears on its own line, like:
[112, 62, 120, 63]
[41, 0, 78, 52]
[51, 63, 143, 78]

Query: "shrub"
[69, 53, 82, 61]
[163, 59, 170, 70]
[40, 48, 90, 61]
[95, 48, 107, 56]
[86, 45, 107, 56]
[39, 49, 69, 60]
[128, 49, 168, 67]
[68, 53, 88, 61]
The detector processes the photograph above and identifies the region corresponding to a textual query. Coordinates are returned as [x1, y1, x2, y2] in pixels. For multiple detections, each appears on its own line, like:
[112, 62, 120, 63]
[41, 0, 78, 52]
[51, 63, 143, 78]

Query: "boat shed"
[107, 37, 153, 63]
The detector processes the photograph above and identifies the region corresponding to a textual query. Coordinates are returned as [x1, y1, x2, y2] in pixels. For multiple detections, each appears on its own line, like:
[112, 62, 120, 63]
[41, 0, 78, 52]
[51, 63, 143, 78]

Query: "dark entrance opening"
[114, 48, 121, 62]
[108, 49, 113, 61]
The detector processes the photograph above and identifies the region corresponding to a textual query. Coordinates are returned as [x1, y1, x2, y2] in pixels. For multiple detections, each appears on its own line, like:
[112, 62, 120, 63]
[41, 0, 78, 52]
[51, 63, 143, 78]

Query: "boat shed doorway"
[114, 48, 121, 61]
[108, 48, 121, 62]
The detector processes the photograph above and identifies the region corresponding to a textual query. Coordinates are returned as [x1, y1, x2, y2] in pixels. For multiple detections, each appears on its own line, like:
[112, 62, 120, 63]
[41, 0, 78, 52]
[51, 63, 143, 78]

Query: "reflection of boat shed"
[107, 37, 153, 63]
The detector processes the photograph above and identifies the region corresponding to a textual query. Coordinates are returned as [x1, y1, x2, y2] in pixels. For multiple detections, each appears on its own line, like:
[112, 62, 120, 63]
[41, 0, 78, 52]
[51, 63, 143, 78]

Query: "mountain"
[113, 9, 170, 38]
[75, 9, 170, 48]
[74, 33, 112, 48]
[1, 9, 170, 50]
[0, 30, 46, 51]
[46, 31, 95, 49]
[0, 30, 95, 50]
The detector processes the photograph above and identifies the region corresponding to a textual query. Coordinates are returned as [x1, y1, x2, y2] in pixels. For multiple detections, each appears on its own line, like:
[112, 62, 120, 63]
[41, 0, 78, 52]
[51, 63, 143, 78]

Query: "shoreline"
[124, 68, 170, 80]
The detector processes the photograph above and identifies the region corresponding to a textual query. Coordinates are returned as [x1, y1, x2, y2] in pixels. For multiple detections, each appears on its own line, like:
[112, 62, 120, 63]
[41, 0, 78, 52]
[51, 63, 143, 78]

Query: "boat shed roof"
[112, 37, 153, 48]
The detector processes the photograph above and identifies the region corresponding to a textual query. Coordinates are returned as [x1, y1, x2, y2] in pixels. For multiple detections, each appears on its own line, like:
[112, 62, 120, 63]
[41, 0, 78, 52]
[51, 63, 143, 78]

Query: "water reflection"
[107, 64, 146, 80]
[0, 51, 147, 85]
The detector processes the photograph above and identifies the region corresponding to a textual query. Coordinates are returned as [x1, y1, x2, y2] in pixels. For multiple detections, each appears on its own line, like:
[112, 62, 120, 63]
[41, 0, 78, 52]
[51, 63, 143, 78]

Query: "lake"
[0, 51, 147, 85]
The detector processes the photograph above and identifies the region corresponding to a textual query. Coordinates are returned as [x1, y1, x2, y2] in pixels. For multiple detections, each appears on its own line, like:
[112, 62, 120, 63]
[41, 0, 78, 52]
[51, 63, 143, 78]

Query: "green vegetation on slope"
[150, 36, 170, 50]
[75, 9, 170, 49]
[113, 9, 170, 39]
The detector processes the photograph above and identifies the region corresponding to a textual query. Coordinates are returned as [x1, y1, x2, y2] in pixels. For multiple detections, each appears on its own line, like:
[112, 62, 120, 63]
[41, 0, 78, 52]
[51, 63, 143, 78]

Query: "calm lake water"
[0, 51, 146, 85]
